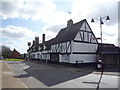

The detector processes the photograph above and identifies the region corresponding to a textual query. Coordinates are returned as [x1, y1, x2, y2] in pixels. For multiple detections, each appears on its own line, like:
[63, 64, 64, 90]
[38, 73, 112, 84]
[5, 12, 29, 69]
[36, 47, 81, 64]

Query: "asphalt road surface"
[1, 60, 119, 89]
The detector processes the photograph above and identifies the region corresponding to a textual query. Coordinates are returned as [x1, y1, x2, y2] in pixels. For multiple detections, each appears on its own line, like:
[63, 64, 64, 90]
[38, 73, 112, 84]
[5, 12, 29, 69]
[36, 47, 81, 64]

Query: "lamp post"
[91, 16, 110, 90]
[91, 16, 110, 44]
[27, 42, 31, 60]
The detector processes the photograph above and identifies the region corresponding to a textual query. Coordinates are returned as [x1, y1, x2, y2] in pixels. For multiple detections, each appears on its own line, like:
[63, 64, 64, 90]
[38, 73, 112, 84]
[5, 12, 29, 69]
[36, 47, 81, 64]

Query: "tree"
[1, 45, 11, 58]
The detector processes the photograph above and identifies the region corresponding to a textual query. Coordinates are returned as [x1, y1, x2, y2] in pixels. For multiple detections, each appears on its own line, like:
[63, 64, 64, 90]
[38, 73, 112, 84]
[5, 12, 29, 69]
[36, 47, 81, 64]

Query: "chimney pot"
[35, 36, 39, 51]
[33, 40, 35, 45]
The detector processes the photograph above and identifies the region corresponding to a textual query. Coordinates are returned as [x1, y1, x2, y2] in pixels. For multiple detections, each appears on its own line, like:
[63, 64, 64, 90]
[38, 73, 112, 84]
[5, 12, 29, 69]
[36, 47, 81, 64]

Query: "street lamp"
[91, 16, 110, 44]
[27, 42, 31, 60]
[91, 16, 110, 89]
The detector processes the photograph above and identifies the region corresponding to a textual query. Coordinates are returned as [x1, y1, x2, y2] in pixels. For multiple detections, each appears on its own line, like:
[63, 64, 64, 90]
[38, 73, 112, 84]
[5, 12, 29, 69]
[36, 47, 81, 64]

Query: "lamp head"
[91, 18, 95, 22]
[100, 20, 104, 25]
[106, 16, 110, 21]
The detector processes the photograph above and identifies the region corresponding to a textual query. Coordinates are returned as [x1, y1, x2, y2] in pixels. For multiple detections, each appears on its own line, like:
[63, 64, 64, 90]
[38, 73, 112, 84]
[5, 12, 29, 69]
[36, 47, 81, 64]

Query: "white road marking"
[5, 62, 12, 70]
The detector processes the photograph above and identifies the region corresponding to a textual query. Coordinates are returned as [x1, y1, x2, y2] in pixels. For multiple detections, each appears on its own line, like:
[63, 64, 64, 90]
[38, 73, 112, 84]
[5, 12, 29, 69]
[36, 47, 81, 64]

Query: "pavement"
[0, 61, 2, 89]
[2, 61, 27, 88]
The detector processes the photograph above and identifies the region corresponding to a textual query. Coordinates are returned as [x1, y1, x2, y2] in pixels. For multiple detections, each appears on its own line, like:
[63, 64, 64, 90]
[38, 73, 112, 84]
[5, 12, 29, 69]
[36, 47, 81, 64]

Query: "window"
[37, 54, 40, 58]
[32, 54, 35, 58]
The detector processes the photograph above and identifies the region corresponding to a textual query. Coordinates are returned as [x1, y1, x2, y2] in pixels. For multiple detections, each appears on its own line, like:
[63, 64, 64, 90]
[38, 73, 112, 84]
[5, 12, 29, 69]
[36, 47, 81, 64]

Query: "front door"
[50, 54, 59, 63]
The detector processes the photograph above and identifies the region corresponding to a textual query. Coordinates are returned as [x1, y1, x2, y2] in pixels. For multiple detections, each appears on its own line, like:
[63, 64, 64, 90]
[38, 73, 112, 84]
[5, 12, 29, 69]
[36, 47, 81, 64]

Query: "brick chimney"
[67, 19, 73, 29]
[35, 36, 39, 51]
[42, 34, 45, 51]
[42, 34, 45, 43]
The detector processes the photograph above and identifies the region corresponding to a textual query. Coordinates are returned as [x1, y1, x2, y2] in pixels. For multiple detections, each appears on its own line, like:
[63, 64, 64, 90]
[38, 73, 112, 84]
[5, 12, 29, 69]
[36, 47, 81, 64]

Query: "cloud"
[1, 0, 55, 18]
[1, 0, 119, 25]
[2, 41, 17, 45]
[103, 24, 118, 36]
[0, 0, 70, 25]
[43, 24, 66, 33]
[71, 0, 118, 26]
[53, 0, 75, 3]
[0, 25, 35, 40]
[0, 2, 22, 19]
[41, 24, 67, 41]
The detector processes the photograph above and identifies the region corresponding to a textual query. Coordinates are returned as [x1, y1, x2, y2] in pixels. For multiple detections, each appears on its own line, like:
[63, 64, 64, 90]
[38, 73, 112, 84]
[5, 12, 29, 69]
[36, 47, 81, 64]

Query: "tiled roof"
[44, 19, 86, 46]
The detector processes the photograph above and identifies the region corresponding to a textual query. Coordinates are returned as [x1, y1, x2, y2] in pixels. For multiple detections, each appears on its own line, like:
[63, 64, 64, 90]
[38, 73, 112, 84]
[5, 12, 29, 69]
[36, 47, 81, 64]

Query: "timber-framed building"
[27, 19, 99, 64]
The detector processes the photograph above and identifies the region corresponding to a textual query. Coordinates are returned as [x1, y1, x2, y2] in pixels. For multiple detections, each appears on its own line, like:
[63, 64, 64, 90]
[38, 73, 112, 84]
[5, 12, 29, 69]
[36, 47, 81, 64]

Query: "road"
[1, 60, 119, 89]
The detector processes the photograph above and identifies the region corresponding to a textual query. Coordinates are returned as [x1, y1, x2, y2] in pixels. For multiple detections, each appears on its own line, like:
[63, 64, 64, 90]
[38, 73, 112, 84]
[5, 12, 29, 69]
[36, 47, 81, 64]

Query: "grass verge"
[3, 58, 24, 61]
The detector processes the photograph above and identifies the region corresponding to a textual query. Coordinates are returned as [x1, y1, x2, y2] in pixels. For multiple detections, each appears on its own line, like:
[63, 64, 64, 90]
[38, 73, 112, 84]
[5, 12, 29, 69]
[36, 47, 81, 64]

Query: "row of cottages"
[27, 19, 98, 64]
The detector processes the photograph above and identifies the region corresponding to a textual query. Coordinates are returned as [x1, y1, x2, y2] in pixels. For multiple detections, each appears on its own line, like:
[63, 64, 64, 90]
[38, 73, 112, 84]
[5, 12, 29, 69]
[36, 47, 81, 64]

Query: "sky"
[0, 0, 119, 54]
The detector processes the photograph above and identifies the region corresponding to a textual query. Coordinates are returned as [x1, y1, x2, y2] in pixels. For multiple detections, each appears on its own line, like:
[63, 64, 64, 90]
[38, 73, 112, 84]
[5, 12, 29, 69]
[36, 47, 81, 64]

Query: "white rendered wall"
[69, 41, 98, 64]
[30, 51, 50, 60]
[73, 42, 98, 52]
[59, 54, 62, 62]
[60, 54, 70, 63]
[70, 54, 96, 63]
[42, 51, 50, 60]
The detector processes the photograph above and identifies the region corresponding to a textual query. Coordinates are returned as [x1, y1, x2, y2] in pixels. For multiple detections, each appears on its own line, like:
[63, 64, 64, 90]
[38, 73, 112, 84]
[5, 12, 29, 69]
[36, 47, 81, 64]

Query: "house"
[9, 49, 22, 59]
[27, 19, 98, 64]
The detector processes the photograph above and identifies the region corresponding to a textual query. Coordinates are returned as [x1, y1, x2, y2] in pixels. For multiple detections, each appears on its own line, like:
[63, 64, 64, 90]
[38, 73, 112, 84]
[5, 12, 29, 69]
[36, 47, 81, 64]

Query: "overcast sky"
[0, 0, 119, 54]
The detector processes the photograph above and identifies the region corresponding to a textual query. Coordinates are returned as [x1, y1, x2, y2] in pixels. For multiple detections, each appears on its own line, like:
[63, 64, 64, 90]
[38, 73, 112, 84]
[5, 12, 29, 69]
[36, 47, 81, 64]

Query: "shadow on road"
[83, 81, 98, 84]
[14, 60, 94, 87]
